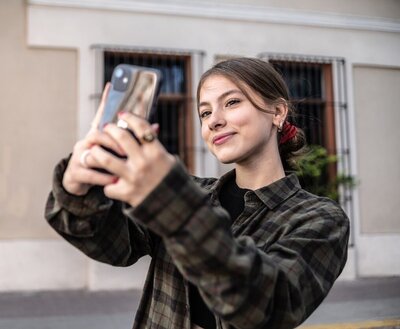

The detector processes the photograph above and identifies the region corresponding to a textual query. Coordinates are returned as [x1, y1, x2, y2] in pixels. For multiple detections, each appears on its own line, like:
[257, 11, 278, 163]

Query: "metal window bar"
[271, 60, 325, 146]
[259, 53, 354, 242]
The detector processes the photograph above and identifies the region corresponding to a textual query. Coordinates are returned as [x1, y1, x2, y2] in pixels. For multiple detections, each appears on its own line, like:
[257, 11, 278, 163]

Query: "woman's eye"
[200, 111, 211, 119]
[225, 99, 240, 107]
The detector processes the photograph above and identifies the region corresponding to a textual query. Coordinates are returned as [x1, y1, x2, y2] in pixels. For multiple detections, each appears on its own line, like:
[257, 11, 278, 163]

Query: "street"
[0, 277, 399, 329]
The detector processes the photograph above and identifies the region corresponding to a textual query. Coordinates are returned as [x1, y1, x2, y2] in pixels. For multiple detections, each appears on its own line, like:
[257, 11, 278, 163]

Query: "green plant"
[294, 145, 356, 201]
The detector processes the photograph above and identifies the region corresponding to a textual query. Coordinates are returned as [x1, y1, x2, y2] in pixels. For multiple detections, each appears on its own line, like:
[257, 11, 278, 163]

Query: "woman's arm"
[125, 161, 349, 329]
[45, 156, 159, 266]
[45, 84, 160, 266]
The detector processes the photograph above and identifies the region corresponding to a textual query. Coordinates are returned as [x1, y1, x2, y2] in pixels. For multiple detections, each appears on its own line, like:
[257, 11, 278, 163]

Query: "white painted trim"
[338, 246, 356, 280]
[0, 240, 87, 291]
[357, 234, 400, 277]
[345, 61, 362, 258]
[1, 238, 384, 291]
[28, 0, 400, 33]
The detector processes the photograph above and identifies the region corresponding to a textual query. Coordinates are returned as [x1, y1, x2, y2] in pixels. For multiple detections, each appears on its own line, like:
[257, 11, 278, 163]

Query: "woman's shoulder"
[296, 186, 342, 207]
[289, 186, 349, 224]
[190, 175, 219, 190]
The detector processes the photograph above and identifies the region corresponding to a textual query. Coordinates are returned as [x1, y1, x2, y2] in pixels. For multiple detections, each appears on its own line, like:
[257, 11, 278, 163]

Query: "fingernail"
[152, 123, 160, 134]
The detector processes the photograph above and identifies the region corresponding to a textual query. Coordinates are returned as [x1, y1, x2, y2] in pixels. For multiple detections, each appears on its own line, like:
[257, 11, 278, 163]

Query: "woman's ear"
[272, 100, 288, 129]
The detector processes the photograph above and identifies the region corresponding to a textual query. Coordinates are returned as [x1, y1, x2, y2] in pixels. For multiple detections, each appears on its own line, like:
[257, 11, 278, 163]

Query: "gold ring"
[142, 130, 156, 143]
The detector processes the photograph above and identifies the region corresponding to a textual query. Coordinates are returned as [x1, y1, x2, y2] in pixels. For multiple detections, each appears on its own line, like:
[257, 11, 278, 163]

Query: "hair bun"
[279, 127, 307, 170]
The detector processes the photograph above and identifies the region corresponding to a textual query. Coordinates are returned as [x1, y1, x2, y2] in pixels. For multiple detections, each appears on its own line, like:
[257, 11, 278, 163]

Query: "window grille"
[259, 53, 353, 229]
[92, 45, 204, 173]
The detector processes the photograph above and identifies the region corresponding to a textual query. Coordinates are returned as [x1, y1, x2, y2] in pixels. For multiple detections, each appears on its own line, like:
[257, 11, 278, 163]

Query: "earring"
[277, 121, 284, 132]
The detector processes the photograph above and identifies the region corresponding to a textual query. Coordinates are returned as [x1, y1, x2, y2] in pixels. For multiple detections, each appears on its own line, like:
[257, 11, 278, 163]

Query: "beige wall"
[0, 0, 394, 289]
[188, 0, 400, 20]
[0, 1, 78, 238]
[353, 65, 400, 234]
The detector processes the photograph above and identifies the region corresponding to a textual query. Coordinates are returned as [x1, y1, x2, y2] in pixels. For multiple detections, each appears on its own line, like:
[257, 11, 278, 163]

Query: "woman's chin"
[214, 153, 237, 164]
[211, 147, 244, 164]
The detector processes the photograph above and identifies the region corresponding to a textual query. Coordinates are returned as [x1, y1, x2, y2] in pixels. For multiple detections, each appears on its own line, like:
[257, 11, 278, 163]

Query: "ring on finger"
[141, 130, 157, 143]
[117, 119, 129, 129]
[117, 119, 142, 145]
[79, 149, 91, 168]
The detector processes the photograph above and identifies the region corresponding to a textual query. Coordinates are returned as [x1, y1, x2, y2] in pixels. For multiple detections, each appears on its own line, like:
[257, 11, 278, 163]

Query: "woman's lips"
[212, 132, 235, 145]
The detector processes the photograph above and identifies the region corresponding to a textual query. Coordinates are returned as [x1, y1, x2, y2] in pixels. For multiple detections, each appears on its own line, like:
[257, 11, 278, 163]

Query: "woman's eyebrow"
[198, 89, 242, 108]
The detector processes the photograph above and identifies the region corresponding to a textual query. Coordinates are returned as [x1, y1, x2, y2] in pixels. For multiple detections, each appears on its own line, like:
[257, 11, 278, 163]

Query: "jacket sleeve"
[124, 160, 350, 329]
[44, 157, 159, 266]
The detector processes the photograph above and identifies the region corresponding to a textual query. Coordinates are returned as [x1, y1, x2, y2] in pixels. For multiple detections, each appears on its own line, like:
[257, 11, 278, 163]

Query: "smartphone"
[95, 64, 162, 173]
[99, 64, 162, 130]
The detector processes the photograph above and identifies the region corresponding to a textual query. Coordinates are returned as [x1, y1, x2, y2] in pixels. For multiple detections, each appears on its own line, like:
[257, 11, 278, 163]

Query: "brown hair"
[197, 57, 306, 170]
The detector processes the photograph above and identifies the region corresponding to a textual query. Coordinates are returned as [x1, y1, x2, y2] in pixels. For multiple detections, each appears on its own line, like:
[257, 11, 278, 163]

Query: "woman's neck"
[234, 153, 285, 190]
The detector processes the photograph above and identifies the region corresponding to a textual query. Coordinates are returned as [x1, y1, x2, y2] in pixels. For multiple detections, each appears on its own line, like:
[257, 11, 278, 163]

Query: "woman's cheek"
[201, 125, 209, 142]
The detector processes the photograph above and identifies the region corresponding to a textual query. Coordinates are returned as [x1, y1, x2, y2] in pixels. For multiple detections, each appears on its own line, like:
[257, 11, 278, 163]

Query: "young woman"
[45, 58, 349, 329]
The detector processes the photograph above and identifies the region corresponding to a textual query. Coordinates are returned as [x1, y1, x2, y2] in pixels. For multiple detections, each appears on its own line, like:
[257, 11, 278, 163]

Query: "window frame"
[259, 53, 354, 227]
[92, 45, 199, 173]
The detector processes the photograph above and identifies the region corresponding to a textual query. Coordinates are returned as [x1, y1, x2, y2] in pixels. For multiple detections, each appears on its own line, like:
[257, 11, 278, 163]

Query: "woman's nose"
[208, 110, 226, 130]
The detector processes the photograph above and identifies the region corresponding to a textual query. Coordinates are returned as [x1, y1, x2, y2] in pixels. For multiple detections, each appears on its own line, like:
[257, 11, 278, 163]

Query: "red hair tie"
[279, 121, 297, 145]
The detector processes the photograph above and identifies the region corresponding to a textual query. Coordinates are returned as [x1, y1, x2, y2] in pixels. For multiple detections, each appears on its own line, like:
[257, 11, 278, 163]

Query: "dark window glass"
[103, 51, 193, 170]
[271, 61, 326, 147]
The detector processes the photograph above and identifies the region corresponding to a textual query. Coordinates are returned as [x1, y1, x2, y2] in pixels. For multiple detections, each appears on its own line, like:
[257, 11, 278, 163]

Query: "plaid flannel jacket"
[45, 157, 349, 329]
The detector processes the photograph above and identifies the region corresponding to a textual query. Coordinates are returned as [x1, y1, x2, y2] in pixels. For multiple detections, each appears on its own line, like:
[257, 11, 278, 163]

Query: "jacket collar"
[252, 174, 300, 209]
[208, 170, 301, 210]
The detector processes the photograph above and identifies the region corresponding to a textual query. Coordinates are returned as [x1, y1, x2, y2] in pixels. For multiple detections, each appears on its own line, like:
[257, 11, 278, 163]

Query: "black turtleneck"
[189, 175, 249, 329]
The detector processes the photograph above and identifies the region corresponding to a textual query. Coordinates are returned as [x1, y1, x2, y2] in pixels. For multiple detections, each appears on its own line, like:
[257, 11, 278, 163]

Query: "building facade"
[0, 0, 399, 291]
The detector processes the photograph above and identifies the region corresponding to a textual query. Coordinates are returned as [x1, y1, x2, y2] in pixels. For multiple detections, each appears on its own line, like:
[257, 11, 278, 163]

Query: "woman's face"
[198, 75, 278, 165]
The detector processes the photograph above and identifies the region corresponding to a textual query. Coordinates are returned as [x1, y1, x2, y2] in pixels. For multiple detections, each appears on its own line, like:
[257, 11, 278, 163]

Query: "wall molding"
[357, 234, 400, 276]
[28, 0, 400, 33]
[0, 239, 149, 291]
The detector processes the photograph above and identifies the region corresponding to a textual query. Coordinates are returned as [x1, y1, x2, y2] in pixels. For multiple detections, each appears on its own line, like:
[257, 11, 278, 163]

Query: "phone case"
[99, 64, 162, 130]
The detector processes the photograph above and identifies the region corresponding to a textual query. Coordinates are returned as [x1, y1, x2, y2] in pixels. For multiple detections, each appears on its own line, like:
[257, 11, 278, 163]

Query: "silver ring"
[117, 119, 129, 129]
[79, 149, 91, 168]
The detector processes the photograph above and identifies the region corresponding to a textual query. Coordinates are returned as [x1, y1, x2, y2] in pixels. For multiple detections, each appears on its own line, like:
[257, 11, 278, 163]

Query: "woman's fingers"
[62, 155, 118, 195]
[118, 112, 155, 144]
[103, 122, 144, 162]
[150, 123, 160, 135]
[112, 113, 161, 154]
[62, 129, 123, 195]
[89, 145, 128, 178]
[85, 129, 126, 157]
[70, 167, 117, 187]
[100, 113, 175, 207]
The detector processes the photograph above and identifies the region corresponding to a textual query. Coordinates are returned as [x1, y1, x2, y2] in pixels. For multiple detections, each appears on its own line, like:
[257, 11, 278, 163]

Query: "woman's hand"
[62, 83, 126, 196]
[89, 112, 176, 207]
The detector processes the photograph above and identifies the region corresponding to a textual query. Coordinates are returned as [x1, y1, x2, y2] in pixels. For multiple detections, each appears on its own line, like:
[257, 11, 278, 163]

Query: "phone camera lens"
[115, 68, 124, 78]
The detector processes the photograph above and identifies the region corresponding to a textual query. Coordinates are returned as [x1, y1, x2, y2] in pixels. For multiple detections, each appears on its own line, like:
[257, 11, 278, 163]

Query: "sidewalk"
[0, 277, 399, 329]
[0, 289, 140, 329]
[300, 276, 400, 329]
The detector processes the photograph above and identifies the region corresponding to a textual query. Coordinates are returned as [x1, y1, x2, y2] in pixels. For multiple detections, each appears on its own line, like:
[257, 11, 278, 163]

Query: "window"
[93, 46, 197, 172]
[270, 61, 336, 152]
[259, 53, 353, 219]
[268, 59, 337, 186]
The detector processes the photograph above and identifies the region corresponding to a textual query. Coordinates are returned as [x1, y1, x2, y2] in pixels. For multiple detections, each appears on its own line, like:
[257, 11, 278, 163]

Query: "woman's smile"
[212, 132, 236, 145]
